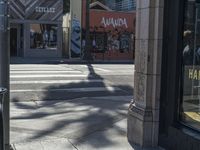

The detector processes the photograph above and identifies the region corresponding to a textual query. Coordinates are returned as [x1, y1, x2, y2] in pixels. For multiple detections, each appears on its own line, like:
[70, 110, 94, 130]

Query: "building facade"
[104, 0, 136, 11]
[9, 0, 63, 58]
[69, 0, 82, 59]
[81, 0, 136, 60]
[128, 0, 200, 149]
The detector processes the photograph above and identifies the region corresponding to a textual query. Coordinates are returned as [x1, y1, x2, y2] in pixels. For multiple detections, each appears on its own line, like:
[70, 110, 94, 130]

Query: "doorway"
[10, 28, 18, 56]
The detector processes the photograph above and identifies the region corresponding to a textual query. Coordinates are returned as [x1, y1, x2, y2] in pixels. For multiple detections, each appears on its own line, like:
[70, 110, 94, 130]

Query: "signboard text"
[101, 17, 128, 28]
[35, 7, 55, 13]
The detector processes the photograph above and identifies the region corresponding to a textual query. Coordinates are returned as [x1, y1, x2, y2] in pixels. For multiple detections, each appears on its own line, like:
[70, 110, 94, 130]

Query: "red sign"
[82, 9, 136, 32]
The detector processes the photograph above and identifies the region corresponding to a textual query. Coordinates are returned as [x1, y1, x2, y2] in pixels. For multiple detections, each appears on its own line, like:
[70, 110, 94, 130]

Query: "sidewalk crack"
[67, 139, 78, 150]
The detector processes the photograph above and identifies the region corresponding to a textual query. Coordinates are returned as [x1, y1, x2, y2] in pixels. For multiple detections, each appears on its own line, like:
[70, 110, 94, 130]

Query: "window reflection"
[30, 24, 57, 49]
[181, 0, 200, 130]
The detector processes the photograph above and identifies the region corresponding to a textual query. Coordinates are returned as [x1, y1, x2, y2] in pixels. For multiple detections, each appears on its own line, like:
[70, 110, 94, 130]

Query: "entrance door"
[10, 28, 18, 56]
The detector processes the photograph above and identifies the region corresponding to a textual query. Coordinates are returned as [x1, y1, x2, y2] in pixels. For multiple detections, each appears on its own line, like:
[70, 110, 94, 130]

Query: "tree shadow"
[11, 63, 134, 149]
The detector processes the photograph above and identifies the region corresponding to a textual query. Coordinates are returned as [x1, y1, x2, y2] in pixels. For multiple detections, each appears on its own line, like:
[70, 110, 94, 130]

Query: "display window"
[30, 24, 57, 49]
[181, 0, 200, 130]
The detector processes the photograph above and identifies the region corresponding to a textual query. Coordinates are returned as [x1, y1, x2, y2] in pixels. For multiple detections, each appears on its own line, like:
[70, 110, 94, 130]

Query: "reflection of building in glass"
[181, 0, 200, 133]
[104, 0, 136, 11]
[30, 24, 57, 49]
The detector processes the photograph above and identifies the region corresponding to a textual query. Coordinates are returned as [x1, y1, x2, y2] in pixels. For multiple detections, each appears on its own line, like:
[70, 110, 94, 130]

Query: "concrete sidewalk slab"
[69, 119, 161, 150]
[70, 119, 131, 150]
[12, 138, 76, 150]
[11, 96, 131, 144]
[11, 118, 163, 150]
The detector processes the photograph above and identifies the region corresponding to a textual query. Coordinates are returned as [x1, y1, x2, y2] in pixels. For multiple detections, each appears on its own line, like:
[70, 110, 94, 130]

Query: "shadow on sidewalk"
[11, 63, 134, 149]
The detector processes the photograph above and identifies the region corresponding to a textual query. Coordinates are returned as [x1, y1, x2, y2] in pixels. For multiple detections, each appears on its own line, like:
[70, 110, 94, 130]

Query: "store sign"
[188, 69, 200, 80]
[101, 17, 128, 28]
[35, 7, 55, 13]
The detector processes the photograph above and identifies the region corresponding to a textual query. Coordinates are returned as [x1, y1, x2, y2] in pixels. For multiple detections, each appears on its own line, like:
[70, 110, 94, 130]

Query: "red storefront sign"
[82, 10, 135, 32]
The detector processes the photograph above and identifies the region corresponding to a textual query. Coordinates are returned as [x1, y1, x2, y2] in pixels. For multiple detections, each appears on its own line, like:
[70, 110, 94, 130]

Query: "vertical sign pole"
[0, 0, 9, 150]
[84, 0, 92, 60]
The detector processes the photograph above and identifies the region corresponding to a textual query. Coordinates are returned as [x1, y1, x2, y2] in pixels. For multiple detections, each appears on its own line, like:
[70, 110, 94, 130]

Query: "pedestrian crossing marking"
[10, 79, 103, 84]
[11, 87, 121, 93]
[10, 74, 91, 78]
[10, 70, 82, 74]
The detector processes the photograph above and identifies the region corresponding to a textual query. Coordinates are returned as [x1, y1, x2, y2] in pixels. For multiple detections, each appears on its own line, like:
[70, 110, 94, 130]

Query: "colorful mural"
[82, 1, 136, 60]
[71, 17, 81, 58]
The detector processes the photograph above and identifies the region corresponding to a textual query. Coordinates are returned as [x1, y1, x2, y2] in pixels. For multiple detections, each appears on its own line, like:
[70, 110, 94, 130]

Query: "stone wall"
[127, 0, 164, 147]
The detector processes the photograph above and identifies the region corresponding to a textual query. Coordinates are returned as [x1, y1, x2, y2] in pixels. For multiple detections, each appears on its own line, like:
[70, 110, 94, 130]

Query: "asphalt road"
[10, 64, 134, 102]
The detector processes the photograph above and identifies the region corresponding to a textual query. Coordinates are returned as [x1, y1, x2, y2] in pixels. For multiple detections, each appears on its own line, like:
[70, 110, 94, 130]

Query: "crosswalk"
[10, 64, 131, 102]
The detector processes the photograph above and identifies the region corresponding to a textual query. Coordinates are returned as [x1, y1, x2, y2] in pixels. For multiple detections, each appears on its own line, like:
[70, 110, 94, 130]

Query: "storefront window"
[30, 24, 57, 49]
[181, 0, 200, 130]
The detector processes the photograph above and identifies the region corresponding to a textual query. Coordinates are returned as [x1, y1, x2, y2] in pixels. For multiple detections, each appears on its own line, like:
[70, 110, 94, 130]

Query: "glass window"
[30, 24, 57, 49]
[181, 0, 200, 130]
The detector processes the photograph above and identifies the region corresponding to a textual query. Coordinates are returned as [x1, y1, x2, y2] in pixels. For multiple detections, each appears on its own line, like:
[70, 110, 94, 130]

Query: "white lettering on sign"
[101, 17, 128, 28]
[35, 7, 56, 13]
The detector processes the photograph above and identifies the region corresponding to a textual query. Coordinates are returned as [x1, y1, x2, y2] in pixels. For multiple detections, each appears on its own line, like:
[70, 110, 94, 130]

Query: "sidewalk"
[12, 119, 161, 150]
[10, 97, 163, 150]
[10, 59, 161, 150]
[11, 119, 134, 150]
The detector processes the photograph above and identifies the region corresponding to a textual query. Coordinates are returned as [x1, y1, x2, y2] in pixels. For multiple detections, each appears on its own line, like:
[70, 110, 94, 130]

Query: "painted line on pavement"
[10, 69, 73, 71]
[82, 65, 111, 72]
[10, 74, 91, 78]
[10, 86, 121, 93]
[10, 70, 82, 74]
[10, 79, 103, 84]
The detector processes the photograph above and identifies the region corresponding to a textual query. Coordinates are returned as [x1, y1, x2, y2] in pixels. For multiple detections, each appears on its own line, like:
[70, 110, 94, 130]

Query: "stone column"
[127, 0, 164, 147]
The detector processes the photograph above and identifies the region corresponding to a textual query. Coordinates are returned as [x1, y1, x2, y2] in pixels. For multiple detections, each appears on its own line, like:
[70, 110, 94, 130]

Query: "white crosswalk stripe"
[10, 64, 130, 102]
[10, 74, 90, 78]
[10, 79, 103, 84]
[10, 70, 82, 74]
[11, 86, 120, 93]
